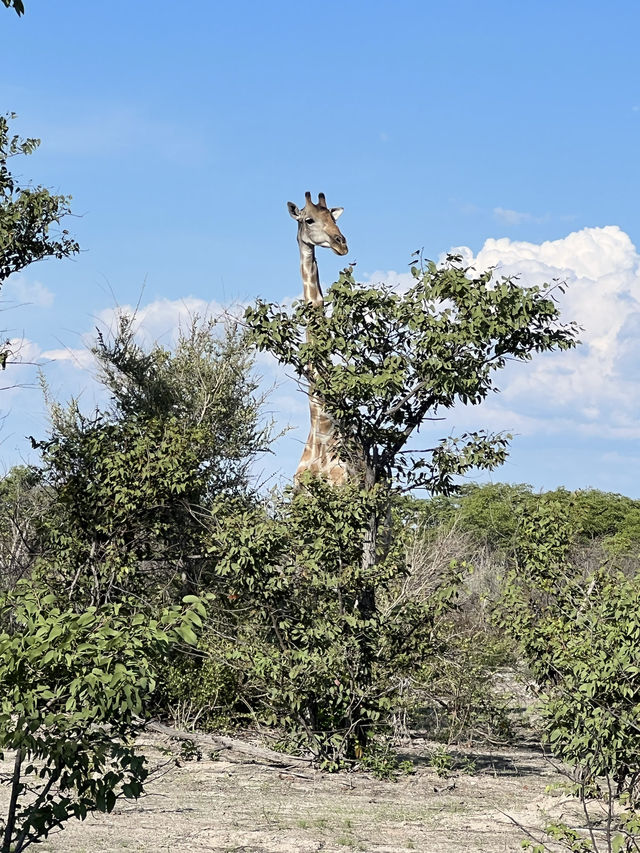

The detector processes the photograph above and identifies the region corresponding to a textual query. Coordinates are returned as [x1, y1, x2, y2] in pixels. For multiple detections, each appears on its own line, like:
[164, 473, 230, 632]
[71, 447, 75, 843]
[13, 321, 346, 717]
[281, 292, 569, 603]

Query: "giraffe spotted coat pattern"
[287, 191, 350, 486]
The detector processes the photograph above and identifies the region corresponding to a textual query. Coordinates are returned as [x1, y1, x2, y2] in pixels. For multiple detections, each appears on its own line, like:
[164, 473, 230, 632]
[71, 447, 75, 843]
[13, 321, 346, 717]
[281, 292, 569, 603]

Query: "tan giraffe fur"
[287, 191, 350, 485]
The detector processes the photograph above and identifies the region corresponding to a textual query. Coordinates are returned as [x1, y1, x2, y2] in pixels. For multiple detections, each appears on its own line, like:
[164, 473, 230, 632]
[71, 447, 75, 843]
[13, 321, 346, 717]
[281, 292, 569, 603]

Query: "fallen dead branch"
[146, 720, 312, 770]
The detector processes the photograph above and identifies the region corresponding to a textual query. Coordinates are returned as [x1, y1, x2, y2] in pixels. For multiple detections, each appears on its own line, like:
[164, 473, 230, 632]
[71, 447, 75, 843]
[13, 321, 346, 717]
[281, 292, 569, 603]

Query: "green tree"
[241, 254, 578, 753]
[246, 256, 578, 493]
[32, 313, 270, 606]
[204, 478, 463, 766]
[0, 114, 78, 287]
[246, 255, 578, 623]
[0, 580, 205, 853]
[0, 113, 78, 372]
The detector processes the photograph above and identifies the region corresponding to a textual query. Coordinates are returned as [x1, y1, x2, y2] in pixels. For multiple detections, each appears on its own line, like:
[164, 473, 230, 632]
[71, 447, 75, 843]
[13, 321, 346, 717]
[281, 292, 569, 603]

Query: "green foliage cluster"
[0, 309, 268, 843]
[1, 1, 24, 16]
[414, 631, 515, 744]
[0, 114, 78, 287]
[412, 482, 640, 561]
[32, 313, 269, 605]
[158, 637, 242, 732]
[400, 484, 640, 755]
[203, 477, 463, 767]
[0, 581, 204, 852]
[0, 112, 78, 373]
[497, 499, 640, 851]
[246, 256, 578, 490]
[8, 250, 581, 776]
[38, 412, 207, 600]
[242, 253, 579, 768]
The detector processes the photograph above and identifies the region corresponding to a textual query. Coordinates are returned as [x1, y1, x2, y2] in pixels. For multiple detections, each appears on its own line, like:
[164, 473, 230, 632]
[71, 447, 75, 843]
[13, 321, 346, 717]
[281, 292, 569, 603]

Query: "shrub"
[157, 637, 244, 732]
[498, 499, 640, 851]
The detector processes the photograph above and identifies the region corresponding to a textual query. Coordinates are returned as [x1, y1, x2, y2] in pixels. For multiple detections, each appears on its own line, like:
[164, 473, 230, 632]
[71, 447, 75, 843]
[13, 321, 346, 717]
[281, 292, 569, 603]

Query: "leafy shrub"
[0, 581, 205, 852]
[28, 314, 270, 608]
[498, 499, 640, 851]
[204, 479, 463, 767]
[157, 637, 244, 732]
[411, 630, 515, 745]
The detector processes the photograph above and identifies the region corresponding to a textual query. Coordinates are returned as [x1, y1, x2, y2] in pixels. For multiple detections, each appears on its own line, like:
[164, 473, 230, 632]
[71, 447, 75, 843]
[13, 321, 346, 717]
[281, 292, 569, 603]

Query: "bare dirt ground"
[1, 732, 585, 853]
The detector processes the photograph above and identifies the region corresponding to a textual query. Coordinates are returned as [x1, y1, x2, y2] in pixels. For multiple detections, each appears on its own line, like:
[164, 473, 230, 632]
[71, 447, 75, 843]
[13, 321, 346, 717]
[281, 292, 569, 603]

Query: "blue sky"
[1, 0, 640, 495]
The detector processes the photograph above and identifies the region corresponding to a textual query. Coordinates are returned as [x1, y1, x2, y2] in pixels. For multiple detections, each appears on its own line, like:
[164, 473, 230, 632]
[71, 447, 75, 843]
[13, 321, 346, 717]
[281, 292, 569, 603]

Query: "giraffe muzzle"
[332, 235, 349, 256]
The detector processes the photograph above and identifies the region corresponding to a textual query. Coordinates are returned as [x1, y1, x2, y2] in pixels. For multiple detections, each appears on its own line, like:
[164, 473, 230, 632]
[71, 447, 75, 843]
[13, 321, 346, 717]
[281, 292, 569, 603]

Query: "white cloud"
[363, 226, 640, 444]
[493, 207, 546, 226]
[2, 274, 54, 308]
[41, 347, 96, 370]
[450, 225, 640, 439]
[364, 269, 415, 292]
[11, 297, 234, 374]
[93, 296, 235, 350]
[475, 225, 636, 280]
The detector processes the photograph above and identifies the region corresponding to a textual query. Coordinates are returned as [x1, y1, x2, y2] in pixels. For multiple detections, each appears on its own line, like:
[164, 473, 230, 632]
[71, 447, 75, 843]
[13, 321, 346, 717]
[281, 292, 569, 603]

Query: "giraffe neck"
[298, 238, 323, 308]
[295, 237, 349, 485]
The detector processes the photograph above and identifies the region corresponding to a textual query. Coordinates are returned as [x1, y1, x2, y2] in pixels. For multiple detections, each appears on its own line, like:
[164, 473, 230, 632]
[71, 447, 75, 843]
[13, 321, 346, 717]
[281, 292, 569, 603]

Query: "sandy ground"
[1, 733, 585, 853]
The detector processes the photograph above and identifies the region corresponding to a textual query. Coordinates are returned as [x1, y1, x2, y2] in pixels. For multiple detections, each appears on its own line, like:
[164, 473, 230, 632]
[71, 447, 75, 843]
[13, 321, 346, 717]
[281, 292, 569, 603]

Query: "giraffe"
[287, 191, 351, 486]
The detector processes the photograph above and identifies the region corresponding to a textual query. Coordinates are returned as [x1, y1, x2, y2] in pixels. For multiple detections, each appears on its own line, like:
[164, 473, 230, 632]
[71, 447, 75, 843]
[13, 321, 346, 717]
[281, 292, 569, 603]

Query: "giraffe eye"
[305, 218, 314, 225]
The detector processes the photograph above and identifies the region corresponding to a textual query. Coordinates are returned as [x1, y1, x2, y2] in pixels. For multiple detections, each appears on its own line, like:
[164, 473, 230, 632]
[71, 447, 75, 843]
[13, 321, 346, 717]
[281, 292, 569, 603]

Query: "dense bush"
[0, 466, 44, 592]
[498, 498, 640, 851]
[199, 479, 463, 766]
[157, 636, 244, 732]
[26, 314, 270, 607]
[0, 580, 204, 852]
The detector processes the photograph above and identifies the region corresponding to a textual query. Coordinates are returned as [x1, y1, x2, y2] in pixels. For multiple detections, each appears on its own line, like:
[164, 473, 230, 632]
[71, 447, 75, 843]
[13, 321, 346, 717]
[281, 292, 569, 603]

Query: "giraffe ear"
[287, 202, 301, 219]
[330, 207, 344, 220]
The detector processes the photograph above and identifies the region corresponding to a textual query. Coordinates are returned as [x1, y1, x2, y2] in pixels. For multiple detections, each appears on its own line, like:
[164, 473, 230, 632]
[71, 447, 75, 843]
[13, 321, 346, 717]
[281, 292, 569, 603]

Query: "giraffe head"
[287, 191, 349, 257]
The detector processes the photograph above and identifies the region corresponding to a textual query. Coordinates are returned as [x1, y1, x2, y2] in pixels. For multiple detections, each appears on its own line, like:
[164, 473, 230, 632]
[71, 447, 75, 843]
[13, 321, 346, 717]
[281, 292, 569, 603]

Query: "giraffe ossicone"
[288, 191, 351, 486]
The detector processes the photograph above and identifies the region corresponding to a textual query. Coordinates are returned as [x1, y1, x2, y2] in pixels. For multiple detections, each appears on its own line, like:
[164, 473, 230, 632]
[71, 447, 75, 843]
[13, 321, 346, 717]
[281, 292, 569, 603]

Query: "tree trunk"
[2, 747, 22, 853]
[353, 462, 380, 752]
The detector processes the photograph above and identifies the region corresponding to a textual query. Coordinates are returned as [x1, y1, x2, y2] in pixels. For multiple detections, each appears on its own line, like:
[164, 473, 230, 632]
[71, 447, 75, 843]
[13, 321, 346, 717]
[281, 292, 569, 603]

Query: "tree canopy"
[246, 256, 580, 492]
[32, 313, 271, 606]
[0, 114, 78, 287]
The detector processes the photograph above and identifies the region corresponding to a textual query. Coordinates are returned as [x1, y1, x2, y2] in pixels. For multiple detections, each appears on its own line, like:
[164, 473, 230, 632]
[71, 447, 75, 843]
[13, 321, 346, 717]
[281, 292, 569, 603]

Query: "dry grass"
[0, 733, 585, 853]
